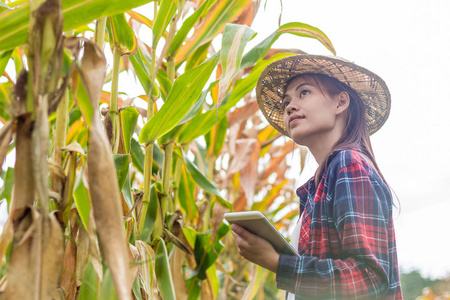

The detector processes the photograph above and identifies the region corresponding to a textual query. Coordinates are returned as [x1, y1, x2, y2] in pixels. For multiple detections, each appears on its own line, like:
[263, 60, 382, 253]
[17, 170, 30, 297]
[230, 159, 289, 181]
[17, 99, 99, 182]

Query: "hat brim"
[256, 55, 391, 136]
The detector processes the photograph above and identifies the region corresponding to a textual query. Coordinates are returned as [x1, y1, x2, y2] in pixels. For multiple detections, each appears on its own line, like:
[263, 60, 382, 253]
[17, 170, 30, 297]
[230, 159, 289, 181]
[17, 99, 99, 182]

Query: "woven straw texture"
[256, 55, 391, 136]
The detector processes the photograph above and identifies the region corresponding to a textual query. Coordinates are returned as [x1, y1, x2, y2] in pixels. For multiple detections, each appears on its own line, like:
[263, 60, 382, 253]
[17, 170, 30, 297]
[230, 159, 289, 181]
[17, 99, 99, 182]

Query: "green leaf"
[108, 13, 137, 55]
[155, 238, 176, 300]
[119, 106, 139, 154]
[218, 24, 255, 105]
[185, 41, 210, 71]
[128, 47, 158, 97]
[0, 82, 12, 122]
[157, 124, 185, 145]
[152, 0, 177, 47]
[175, 0, 252, 61]
[167, 0, 215, 57]
[73, 173, 90, 230]
[276, 22, 335, 55]
[0, 1, 11, 13]
[183, 154, 231, 210]
[113, 154, 130, 192]
[130, 138, 144, 174]
[122, 172, 133, 210]
[74, 76, 95, 127]
[194, 232, 224, 280]
[78, 258, 98, 300]
[99, 269, 119, 300]
[155, 69, 172, 101]
[186, 277, 201, 300]
[130, 139, 163, 175]
[178, 164, 198, 220]
[132, 277, 143, 300]
[240, 31, 277, 69]
[240, 21, 336, 69]
[0, 0, 154, 52]
[139, 183, 159, 243]
[139, 54, 219, 144]
[0, 50, 12, 77]
[0, 167, 14, 210]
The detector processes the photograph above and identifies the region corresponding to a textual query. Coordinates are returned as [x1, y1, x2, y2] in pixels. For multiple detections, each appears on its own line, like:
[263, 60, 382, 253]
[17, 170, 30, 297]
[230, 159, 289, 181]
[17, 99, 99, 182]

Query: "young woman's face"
[282, 76, 341, 146]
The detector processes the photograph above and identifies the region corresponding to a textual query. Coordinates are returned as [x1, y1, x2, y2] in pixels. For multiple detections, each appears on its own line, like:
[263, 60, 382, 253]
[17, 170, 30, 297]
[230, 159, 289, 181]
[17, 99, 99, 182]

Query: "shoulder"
[324, 148, 383, 187]
[327, 148, 374, 174]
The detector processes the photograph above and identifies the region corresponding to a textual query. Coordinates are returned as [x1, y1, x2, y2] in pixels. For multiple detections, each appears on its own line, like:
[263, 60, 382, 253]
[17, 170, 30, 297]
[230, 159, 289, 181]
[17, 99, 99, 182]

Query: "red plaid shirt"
[276, 149, 402, 299]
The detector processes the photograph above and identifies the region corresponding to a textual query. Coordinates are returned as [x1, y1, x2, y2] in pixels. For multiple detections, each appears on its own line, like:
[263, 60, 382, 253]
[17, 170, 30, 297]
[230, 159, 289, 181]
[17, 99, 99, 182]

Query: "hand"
[231, 224, 280, 273]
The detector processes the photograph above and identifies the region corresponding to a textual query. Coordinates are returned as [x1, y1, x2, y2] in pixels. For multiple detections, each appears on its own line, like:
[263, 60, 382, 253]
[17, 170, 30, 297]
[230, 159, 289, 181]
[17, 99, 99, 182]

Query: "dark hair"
[289, 73, 386, 185]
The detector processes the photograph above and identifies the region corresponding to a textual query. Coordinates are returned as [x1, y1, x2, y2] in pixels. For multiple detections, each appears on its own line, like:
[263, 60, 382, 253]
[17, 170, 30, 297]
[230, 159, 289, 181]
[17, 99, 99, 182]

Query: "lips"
[289, 115, 305, 124]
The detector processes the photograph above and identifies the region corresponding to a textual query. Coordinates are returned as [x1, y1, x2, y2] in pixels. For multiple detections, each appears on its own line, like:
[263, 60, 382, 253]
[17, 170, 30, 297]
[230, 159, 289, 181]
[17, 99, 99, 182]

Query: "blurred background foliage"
[400, 270, 450, 300]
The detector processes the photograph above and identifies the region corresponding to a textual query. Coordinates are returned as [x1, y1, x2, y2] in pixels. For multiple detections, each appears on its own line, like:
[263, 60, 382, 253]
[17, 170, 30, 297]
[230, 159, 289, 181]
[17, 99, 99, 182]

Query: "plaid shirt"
[276, 149, 402, 299]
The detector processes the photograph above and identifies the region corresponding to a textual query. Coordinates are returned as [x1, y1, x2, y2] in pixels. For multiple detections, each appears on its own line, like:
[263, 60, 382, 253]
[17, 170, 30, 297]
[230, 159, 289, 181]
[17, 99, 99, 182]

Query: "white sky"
[251, 0, 450, 279]
[1, 0, 449, 280]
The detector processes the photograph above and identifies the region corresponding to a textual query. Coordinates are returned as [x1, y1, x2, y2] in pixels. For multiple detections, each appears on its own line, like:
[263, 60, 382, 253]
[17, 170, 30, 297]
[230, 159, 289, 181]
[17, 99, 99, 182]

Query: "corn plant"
[0, 0, 335, 299]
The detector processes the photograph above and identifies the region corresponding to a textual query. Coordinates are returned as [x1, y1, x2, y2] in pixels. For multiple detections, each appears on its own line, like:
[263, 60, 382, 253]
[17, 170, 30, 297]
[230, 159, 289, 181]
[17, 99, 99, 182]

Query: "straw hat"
[256, 55, 391, 136]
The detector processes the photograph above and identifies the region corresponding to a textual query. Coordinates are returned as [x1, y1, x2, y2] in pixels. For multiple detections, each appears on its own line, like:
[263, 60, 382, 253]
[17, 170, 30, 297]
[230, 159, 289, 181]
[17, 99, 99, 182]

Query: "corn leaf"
[108, 13, 137, 55]
[218, 24, 255, 106]
[178, 164, 198, 221]
[128, 47, 159, 97]
[135, 241, 158, 299]
[175, 0, 252, 62]
[79, 258, 99, 300]
[277, 22, 335, 55]
[0, 49, 13, 77]
[184, 154, 223, 201]
[73, 173, 91, 230]
[119, 106, 139, 154]
[167, 0, 216, 56]
[139, 182, 159, 243]
[99, 269, 119, 300]
[0, 1, 11, 12]
[0, 120, 13, 170]
[193, 223, 228, 280]
[155, 69, 172, 101]
[0, 82, 13, 122]
[152, 0, 177, 47]
[0, 167, 14, 210]
[113, 154, 130, 191]
[139, 54, 219, 144]
[0, 0, 154, 52]
[155, 238, 176, 300]
[127, 10, 157, 34]
[130, 138, 145, 174]
[185, 41, 210, 71]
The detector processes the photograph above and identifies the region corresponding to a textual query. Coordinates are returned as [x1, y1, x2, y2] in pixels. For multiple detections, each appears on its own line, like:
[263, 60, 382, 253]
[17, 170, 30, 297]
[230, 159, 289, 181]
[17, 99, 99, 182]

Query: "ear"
[335, 91, 350, 115]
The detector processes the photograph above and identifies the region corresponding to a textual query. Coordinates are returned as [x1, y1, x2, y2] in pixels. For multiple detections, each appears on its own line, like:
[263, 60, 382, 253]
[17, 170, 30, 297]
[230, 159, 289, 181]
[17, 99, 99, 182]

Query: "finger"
[231, 224, 255, 240]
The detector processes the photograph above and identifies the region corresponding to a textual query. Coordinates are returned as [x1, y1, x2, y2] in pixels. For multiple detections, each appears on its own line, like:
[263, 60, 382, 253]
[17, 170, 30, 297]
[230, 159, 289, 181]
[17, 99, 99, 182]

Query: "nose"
[285, 101, 297, 115]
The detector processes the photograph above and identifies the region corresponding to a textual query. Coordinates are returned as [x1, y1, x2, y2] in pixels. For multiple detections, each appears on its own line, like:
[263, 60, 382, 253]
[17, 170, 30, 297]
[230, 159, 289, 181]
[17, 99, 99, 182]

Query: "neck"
[304, 128, 344, 167]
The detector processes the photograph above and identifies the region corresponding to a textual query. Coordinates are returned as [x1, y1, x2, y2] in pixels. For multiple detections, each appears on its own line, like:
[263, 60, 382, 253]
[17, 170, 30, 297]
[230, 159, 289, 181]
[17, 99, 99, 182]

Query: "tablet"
[224, 211, 299, 257]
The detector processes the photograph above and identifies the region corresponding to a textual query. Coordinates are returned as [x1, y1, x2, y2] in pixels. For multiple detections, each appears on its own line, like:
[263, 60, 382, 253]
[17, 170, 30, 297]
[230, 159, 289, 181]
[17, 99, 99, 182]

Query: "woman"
[231, 55, 402, 299]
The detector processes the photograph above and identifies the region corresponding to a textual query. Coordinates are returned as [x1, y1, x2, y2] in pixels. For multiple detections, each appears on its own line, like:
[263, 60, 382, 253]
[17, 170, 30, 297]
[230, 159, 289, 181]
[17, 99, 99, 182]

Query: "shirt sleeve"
[276, 160, 392, 299]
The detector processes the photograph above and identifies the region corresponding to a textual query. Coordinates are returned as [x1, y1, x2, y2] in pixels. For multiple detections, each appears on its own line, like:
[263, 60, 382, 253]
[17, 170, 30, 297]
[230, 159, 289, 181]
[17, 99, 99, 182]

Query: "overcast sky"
[252, 0, 450, 278]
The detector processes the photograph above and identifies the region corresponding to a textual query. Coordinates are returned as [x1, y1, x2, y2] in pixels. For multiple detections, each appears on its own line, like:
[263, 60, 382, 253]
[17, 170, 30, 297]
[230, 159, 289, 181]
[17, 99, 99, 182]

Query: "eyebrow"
[294, 83, 312, 91]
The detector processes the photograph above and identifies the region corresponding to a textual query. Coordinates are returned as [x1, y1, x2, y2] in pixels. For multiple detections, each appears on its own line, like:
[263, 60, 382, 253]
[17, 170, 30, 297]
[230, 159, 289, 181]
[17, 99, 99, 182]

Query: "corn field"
[0, 0, 335, 299]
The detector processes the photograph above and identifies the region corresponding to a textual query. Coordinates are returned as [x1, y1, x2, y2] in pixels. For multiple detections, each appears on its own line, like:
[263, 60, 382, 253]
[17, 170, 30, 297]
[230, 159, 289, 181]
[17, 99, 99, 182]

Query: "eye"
[299, 89, 310, 97]
[282, 100, 290, 110]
